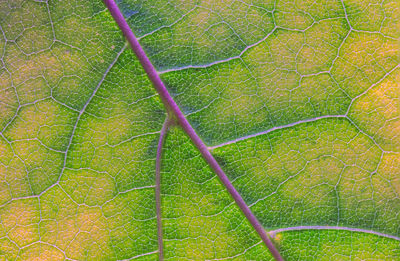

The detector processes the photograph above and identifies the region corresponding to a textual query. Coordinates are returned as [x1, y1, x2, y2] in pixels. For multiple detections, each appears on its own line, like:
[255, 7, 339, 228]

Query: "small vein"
[118, 250, 159, 261]
[58, 43, 127, 182]
[208, 241, 262, 260]
[106, 130, 161, 148]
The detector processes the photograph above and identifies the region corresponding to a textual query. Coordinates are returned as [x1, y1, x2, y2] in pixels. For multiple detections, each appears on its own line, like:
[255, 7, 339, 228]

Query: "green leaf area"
[0, 0, 399, 260]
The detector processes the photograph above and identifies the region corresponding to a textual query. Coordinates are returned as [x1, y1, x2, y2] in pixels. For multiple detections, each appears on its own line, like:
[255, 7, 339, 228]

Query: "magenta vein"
[103, 1, 284, 260]
[155, 119, 170, 261]
[269, 226, 400, 241]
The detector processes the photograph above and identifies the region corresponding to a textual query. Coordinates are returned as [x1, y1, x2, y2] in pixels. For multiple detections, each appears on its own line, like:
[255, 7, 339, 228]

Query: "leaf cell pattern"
[0, 0, 399, 260]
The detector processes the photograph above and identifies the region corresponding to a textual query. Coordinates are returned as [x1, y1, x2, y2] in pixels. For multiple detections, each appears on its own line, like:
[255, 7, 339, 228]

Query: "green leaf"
[161, 127, 273, 260]
[0, 0, 399, 260]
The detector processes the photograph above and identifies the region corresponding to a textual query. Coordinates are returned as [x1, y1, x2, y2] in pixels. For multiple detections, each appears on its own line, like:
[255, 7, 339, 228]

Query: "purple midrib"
[103, 0, 284, 260]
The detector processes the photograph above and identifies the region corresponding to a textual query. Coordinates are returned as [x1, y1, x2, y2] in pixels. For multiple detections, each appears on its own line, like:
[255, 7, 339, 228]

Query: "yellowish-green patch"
[297, 18, 349, 74]
[0, 69, 18, 130]
[0, 198, 40, 247]
[4, 99, 77, 151]
[332, 31, 400, 97]
[60, 168, 114, 206]
[0, 238, 19, 261]
[381, 0, 400, 38]
[11, 140, 63, 194]
[370, 153, 400, 234]
[16, 76, 51, 105]
[0, 0, 53, 54]
[16, 243, 65, 261]
[349, 67, 400, 152]
[0, 136, 32, 200]
[274, 0, 344, 30]
[344, 0, 391, 33]
[40, 185, 113, 260]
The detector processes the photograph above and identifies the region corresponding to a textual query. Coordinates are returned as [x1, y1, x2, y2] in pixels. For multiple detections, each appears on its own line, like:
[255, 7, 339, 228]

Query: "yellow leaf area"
[349, 67, 400, 152]
[0, 186, 156, 260]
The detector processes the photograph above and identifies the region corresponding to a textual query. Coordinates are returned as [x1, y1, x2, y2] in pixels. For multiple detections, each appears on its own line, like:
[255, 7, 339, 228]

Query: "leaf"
[0, 0, 399, 260]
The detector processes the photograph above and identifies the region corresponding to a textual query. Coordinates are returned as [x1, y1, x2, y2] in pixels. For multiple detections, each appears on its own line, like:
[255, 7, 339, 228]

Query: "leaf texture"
[0, 0, 399, 260]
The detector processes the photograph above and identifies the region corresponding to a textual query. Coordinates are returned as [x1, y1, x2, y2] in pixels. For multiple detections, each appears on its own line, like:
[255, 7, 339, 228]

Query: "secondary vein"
[269, 226, 400, 241]
[58, 43, 127, 183]
[155, 118, 170, 261]
[209, 115, 347, 150]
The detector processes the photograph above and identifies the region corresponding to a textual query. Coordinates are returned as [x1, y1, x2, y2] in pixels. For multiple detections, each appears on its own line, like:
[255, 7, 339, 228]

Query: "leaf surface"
[0, 0, 399, 260]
